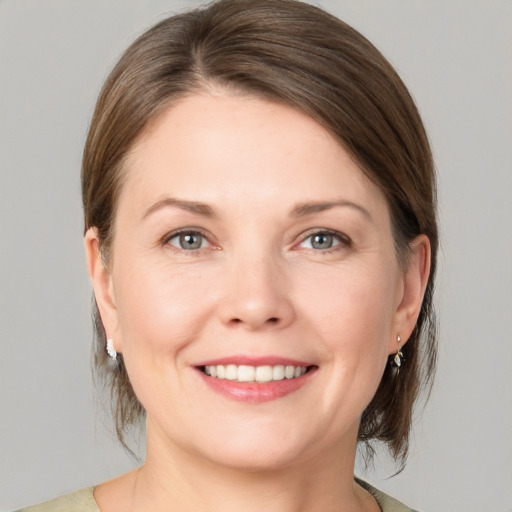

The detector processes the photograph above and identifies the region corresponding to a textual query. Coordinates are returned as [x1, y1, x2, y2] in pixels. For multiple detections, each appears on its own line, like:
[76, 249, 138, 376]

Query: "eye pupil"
[180, 233, 202, 250]
[311, 233, 333, 249]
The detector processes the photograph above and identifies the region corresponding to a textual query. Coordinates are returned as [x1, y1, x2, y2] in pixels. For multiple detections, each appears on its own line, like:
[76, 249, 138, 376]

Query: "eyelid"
[295, 228, 351, 250]
[162, 228, 216, 251]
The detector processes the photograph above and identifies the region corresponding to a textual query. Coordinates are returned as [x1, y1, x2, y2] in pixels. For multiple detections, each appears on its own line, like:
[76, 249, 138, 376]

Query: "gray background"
[1, 1, 511, 510]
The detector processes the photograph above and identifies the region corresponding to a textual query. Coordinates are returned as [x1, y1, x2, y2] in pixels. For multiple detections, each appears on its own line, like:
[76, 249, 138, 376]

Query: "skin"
[86, 93, 430, 512]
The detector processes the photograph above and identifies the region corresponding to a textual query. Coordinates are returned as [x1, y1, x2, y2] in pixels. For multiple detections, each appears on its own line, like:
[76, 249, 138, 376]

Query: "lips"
[195, 357, 317, 403]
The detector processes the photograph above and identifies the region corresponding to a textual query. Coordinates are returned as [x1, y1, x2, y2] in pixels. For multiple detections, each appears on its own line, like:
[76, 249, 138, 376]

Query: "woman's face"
[88, 93, 424, 470]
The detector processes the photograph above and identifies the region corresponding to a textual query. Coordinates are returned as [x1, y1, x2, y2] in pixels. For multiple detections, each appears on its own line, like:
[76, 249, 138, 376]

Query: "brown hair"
[82, 0, 437, 465]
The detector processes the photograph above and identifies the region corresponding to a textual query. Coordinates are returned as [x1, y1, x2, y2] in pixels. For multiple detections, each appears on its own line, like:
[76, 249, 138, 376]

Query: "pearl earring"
[106, 338, 117, 361]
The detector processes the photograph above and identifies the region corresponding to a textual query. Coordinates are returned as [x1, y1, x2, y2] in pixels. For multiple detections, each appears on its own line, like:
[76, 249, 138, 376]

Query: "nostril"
[229, 316, 279, 326]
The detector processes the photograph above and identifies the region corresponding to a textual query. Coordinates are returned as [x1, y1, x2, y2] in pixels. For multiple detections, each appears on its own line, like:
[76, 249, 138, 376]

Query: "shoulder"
[356, 477, 420, 512]
[14, 487, 100, 512]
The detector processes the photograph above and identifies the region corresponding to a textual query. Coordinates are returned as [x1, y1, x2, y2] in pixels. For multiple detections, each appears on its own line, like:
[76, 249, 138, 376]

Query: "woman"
[19, 0, 437, 510]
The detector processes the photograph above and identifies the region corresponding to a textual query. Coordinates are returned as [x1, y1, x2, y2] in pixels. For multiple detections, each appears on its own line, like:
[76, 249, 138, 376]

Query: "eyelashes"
[296, 230, 351, 252]
[165, 230, 212, 251]
[161, 228, 351, 255]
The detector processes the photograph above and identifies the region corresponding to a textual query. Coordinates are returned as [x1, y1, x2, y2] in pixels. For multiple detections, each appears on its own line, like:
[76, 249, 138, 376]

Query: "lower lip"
[197, 368, 316, 403]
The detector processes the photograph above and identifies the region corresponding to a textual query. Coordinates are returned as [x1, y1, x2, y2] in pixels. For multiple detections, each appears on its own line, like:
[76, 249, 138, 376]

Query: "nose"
[217, 252, 295, 331]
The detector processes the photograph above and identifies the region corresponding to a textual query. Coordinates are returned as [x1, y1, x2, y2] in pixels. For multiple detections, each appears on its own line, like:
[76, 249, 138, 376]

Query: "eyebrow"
[142, 197, 215, 220]
[142, 197, 373, 223]
[292, 200, 373, 222]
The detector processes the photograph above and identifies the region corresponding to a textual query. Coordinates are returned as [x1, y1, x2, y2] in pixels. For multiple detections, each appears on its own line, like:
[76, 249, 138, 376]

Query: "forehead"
[120, 93, 389, 220]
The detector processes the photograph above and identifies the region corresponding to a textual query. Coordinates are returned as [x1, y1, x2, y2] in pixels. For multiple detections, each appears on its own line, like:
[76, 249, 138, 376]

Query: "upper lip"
[195, 355, 314, 367]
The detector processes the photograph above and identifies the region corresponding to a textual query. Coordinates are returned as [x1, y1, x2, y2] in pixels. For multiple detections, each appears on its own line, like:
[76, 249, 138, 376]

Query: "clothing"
[16, 480, 419, 512]
[15, 487, 98, 512]
[356, 478, 419, 512]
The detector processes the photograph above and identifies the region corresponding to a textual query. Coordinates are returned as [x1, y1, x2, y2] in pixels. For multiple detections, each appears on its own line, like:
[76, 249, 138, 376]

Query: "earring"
[106, 338, 117, 361]
[392, 335, 403, 368]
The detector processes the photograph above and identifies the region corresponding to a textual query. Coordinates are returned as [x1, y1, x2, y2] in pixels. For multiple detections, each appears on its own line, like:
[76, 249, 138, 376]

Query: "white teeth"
[255, 365, 273, 382]
[226, 364, 238, 380]
[203, 364, 308, 383]
[237, 365, 255, 382]
[285, 365, 295, 379]
[272, 365, 285, 381]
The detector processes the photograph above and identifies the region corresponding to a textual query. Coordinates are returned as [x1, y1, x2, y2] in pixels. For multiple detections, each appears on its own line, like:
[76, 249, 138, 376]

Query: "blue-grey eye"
[311, 233, 333, 249]
[168, 231, 208, 250]
[300, 231, 343, 250]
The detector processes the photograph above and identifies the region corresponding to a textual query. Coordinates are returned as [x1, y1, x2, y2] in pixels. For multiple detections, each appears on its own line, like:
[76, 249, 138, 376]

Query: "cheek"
[306, 259, 398, 335]
[112, 260, 218, 356]
[302, 260, 399, 378]
[110, 262, 221, 415]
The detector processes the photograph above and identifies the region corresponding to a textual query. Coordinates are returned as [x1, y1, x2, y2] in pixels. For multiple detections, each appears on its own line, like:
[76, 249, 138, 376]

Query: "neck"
[125, 418, 375, 512]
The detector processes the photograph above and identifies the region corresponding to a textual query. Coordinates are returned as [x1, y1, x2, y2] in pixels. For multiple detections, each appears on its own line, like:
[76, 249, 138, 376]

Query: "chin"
[186, 419, 325, 472]
[202, 443, 307, 473]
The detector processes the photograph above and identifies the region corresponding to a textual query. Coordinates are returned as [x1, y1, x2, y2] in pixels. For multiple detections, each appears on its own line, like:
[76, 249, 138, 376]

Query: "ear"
[84, 228, 119, 350]
[389, 234, 431, 353]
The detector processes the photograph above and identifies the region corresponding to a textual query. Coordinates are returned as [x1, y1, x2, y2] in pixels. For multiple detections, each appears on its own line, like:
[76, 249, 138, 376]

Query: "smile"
[202, 364, 308, 382]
